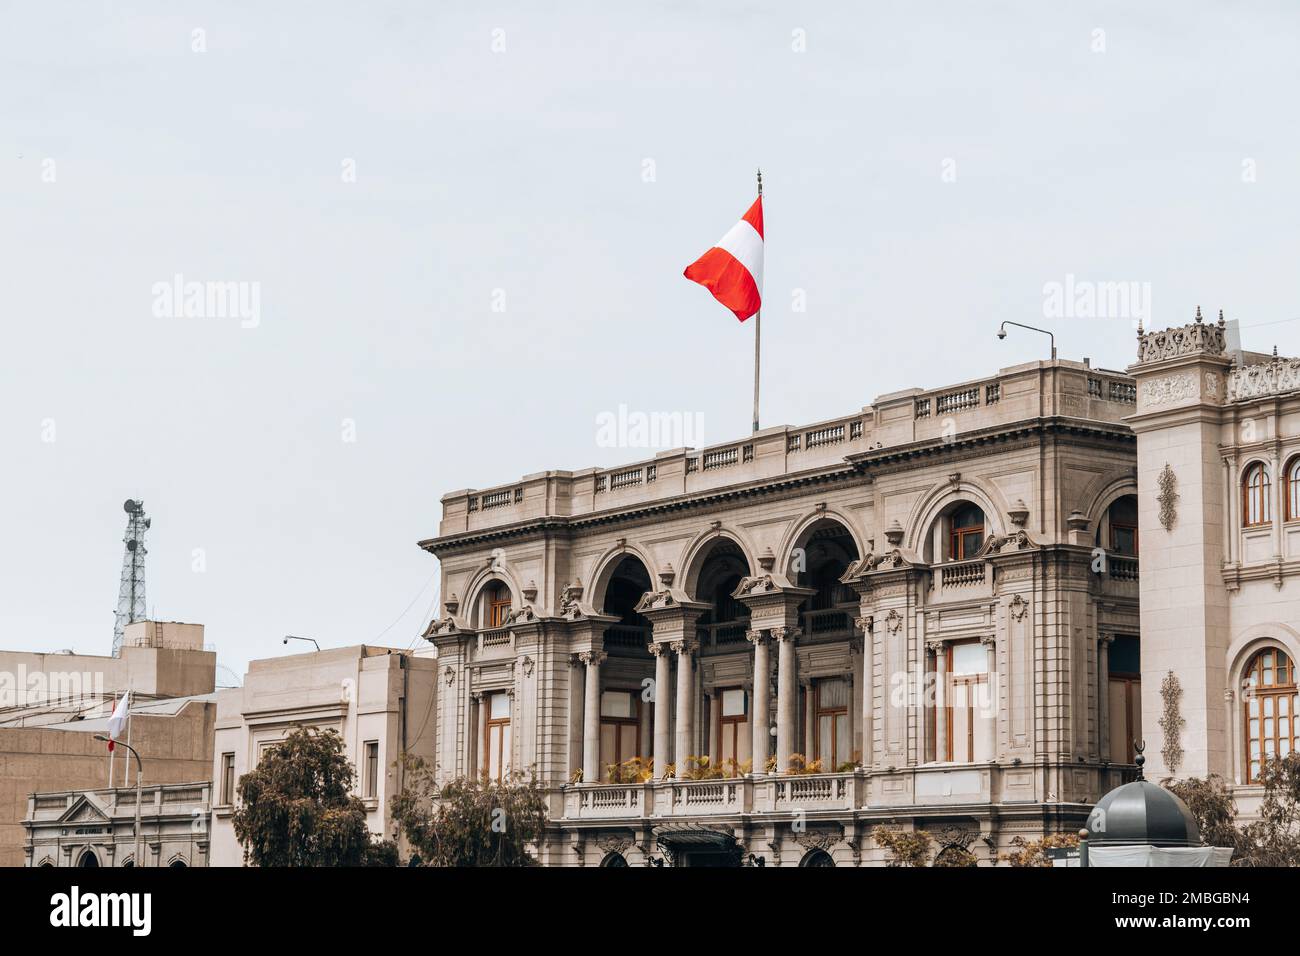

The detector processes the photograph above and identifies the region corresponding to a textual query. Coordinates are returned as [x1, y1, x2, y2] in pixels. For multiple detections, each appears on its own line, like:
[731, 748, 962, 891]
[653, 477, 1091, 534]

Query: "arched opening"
[121, 858, 134, 868]
[790, 518, 861, 772]
[598, 555, 655, 782]
[37, 859, 54, 868]
[798, 848, 835, 867]
[922, 500, 989, 564]
[1097, 494, 1138, 557]
[694, 539, 752, 647]
[1242, 462, 1271, 527]
[77, 850, 99, 868]
[477, 579, 513, 629]
[168, 859, 188, 869]
[1242, 646, 1296, 784]
[599, 850, 629, 868]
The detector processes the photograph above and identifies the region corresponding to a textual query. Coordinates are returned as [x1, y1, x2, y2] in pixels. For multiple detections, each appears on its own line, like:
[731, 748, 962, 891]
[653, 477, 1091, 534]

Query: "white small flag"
[107, 692, 130, 751]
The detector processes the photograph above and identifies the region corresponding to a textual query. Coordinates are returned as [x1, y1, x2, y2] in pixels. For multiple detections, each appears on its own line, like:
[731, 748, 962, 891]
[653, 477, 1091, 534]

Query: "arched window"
[599, 851, 629, 868]
[1243, 647, 1297, 784]
[948, 504, 985, 561]
[168, 859, 188, 868]
[485, 582, 512, 629]
[799, 849, 835, 867]
[1286, 458, 1300, 521]
[77, 850, 99, 868]
[1242, 463, 1271, 527]
[1106, 496, 1139, 556]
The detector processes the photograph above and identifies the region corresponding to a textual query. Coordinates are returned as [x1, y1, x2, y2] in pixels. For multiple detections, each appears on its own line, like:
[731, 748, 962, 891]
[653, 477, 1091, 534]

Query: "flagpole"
[752, 167, 762, 434]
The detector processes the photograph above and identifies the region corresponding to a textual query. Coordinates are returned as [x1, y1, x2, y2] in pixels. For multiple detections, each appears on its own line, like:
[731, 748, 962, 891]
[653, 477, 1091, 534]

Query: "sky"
[3, 1, 1299, 679]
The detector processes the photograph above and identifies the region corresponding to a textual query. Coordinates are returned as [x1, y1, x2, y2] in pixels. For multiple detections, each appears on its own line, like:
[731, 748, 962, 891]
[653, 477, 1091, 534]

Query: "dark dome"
[1087, 756, 1201, 847]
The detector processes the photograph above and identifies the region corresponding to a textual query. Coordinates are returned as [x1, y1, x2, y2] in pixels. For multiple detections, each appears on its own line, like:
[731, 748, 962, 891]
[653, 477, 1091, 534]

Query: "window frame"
[1286, 457, 1300, 522]
[944, 641, 990, 763]
[947, 505, 986, 561]
[1242, 462, 1272, 528]
[599, 688, 641, 778]
[486, 584, 512, 629]
[812, 678, 850, 768]
[482, 691, 511, 784]
[715, 685, 748, 767]
[220, 752, 235, 806]
[1242, 647, 1297, 785]
[364, 740, 379, 799]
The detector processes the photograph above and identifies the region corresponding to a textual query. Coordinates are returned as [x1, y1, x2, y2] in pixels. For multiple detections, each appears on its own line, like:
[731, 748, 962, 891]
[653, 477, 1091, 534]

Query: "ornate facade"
[422, 358, 1143, 865]
[1129, 308, 1300, 816]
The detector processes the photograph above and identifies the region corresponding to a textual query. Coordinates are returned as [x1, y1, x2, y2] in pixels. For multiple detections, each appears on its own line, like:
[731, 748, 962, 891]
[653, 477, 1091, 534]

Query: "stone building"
[1129, 308, 1300, 815]
[0, 621, 217, 867]
[23, 782, 211, 868]
[208, 645, 439, 866]
[421, 357, 1144, 865]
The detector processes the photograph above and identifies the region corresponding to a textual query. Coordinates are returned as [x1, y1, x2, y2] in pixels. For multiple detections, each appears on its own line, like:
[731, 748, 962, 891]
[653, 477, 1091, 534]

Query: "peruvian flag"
[106, 692, 130, 751]
[683, 196, 764, 322]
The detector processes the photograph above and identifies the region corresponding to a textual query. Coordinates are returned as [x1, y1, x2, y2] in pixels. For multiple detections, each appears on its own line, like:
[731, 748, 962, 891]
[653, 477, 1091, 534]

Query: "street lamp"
[283, 635, 320, 651]
[94, 734, 143, 868]
[996, 320, 1057, 360]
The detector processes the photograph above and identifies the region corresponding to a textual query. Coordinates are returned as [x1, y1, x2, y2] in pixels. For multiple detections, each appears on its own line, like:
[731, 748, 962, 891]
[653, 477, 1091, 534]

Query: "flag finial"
[756, 168, 762, 196]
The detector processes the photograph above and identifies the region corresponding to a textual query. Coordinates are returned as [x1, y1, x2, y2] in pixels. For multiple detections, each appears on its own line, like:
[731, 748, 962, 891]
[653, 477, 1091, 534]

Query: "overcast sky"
[3, 1, 1299, 678]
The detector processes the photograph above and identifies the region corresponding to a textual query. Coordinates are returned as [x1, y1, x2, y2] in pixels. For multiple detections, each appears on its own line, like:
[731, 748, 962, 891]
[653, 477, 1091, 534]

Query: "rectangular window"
[484, 692, 511, 784]
[814, 678, 850, 770]
[600, 690, 640, 779]
[946, 642, 992, 763]
[1109, 675, 1141, 763]
[364, 741, 379, 798]
[220, 752, 235, 806]
[716, 686, 750, 770]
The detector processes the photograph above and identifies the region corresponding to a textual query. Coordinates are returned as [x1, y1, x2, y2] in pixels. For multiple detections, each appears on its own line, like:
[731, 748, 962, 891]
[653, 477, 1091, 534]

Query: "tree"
[1001, 832, 1079, 867]
[1241, 752, 1300, 867]
[1163, 774, 1249, 859]
[232, 726, 373, 867]
[871, 825, 932, 867]
[389, 755, 547, 866]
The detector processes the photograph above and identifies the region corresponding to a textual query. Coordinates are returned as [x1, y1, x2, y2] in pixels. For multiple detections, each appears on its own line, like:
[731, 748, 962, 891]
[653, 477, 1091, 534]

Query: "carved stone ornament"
[506, 604, 538, 625]
[521, 655, 535, 678]
[1227, 355, 1300, 402]
[443, 665, 456, 686]
[522, 580, 538, 603]
[1008, 594, 1028, 622]
[884, 520, 905, 546]
[979, 530, 1035, 555]
[596, 832, 634, 855]
[443, 593, 460, 615]
[733, 573, 779, 597]
[1157, 464, 1178, 531]
[1141, 372, 1197, 409]
[1007, 499, 1029, 528]
[792, 824, 844, 853]
[884, 609, 903, 635]
[1136, 307, 1226, 363]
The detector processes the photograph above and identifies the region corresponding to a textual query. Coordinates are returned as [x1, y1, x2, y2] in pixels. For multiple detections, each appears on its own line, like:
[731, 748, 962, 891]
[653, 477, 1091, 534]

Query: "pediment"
[57, 793, 110, 825]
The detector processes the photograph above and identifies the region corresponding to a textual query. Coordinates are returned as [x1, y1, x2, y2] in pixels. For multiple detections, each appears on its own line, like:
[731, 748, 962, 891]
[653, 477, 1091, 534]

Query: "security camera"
[996, 329, 1007, 340]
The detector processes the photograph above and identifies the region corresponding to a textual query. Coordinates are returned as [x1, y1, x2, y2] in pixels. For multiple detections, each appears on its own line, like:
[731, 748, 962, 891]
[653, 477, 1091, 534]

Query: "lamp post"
[95, 734, 143, 867]
[996, 320, 1057, 360]
[283, 635, 320, 651]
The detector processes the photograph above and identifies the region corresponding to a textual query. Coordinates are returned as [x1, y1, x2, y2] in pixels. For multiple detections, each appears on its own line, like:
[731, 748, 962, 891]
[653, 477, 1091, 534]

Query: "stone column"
[748, 629, 771, 773]
[707, 690, 720, 762]
[471, 692, 485, 776]
[981, 634, 998, 761]
[856, 616, 874, 768]
[673, 640, 697, 772]
[650, 643, 672, 779]
[1098, 634, 1113, 762]
[928, 641, 948, 762]
[775, 626, 800, 771]
[579, 651, 605, 783]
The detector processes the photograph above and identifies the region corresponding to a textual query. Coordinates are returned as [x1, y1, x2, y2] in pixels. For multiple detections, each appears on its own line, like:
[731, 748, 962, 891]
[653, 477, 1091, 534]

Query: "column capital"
[745, 628, 770, 646]
[925, 639, 946, 654]
[1099, 633, 1116, 647]
[980, 634, 997, 648]
[669, 639, 699, 656]
[577, 650, 606, 666]
[772, 625, 802, 643]
[854, 615, 873, 634]
[647, 641, 671, 657]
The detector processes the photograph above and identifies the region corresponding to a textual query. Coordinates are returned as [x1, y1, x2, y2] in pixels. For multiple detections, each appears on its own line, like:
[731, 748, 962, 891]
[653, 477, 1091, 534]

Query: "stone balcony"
[432, 360, 1138, 540]
[554, 763, 1139, 823]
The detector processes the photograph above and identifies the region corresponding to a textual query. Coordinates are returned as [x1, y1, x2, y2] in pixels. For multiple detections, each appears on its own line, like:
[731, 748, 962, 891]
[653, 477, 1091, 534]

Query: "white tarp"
[1088, 845, 1234, 867]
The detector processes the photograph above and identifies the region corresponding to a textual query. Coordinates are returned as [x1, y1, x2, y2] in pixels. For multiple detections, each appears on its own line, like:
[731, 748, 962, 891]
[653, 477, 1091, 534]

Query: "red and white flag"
[683, 196, 764, 322]
[106, 692, 130, 751]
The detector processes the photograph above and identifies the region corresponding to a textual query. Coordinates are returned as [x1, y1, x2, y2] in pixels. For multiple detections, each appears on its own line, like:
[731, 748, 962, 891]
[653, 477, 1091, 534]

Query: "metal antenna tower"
[112, 499, 151, 657]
